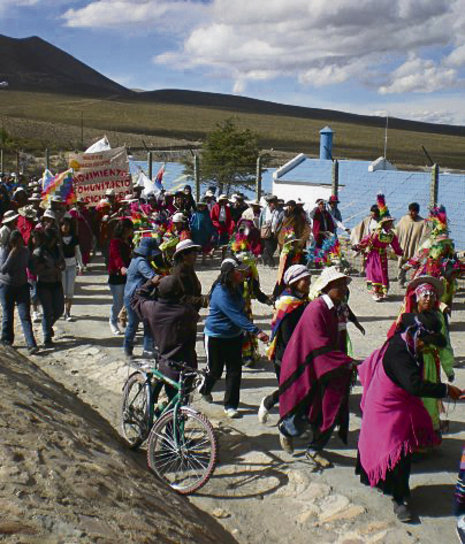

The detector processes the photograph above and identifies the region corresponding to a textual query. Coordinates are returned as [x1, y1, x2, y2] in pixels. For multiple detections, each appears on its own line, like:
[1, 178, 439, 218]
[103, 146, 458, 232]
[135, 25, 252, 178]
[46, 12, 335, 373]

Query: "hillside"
[0, 345, 236, 543]
[0, 34, 465, 169]
[0, 35, 131, 97]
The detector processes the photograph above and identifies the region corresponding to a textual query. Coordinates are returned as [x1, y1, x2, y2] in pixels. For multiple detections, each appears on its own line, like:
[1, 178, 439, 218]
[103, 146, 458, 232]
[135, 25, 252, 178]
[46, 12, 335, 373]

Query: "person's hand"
[120, 266, 128, 276]
[257, 331, 269, 343]
[151, 275, 161, 285]
[448, 384, 462, 400]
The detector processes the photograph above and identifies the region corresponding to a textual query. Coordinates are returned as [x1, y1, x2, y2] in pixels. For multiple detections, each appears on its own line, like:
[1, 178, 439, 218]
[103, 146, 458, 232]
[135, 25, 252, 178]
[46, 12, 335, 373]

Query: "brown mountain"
[0, 34, 132, 97]
[1, 34, 464, 138]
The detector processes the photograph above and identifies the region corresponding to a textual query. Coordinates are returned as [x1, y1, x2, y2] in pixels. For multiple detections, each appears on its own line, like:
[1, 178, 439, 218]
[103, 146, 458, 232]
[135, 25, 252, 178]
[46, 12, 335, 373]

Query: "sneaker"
[279, 432, 294, 454]
[32, 311, 41, 323]
[393, 500, 413, 523]
[66, 314, 73, 322]
[28, 346, 39, 355]
[43, 339, 54, 348]
[141, 350, 155, 359]
[456, 515, 465, 543]
[305, 450, 332, 468]
[258, 396, 269, 424]
[109, 321, 122, 336]
[201, 393, 213, 403]
[224, 407, 240, 419]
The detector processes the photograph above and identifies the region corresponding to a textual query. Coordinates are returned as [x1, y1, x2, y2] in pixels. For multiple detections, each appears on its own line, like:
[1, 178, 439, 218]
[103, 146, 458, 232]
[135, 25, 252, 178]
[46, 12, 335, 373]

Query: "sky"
[2, 0, 465, 125]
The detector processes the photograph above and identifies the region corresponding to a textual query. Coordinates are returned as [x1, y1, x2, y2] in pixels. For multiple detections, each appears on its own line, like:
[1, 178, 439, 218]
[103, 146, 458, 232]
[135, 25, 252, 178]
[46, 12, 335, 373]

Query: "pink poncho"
[357, 343, 439, 486]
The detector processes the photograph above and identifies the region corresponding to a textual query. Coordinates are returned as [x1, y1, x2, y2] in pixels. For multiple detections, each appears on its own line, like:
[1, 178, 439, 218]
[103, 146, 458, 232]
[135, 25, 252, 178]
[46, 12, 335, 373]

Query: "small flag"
[42, 169, 76, 206]
[154, 163, 165, 191]
[40, 169, 54, 191]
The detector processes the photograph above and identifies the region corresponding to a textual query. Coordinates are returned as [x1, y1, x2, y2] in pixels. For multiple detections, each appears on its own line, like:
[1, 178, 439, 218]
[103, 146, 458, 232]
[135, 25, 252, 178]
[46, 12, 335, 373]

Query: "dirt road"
[21, 257, 465, 544]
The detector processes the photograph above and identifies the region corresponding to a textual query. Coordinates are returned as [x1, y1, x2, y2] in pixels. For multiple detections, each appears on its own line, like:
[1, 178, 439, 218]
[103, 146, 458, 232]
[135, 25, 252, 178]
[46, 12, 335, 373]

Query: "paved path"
[21, 257, 465, 544]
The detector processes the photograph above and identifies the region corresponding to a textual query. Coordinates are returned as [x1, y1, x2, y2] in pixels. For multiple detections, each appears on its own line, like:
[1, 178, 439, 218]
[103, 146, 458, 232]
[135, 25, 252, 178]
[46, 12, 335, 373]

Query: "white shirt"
[321, 293, 335, 310]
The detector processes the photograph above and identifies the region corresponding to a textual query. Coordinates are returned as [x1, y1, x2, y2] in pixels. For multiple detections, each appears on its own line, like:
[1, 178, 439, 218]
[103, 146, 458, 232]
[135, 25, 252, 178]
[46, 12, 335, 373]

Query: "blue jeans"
[37, 281, 64, 342]
[0, 283, 36, 348]
[109, 283, 125, 327]
[123, 298, 153, 355]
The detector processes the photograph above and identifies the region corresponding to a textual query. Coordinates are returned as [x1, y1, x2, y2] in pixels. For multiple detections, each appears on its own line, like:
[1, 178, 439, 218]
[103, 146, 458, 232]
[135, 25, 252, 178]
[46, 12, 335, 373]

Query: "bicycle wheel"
[120, 372, 150, 449]
[146, 406, 217, 495]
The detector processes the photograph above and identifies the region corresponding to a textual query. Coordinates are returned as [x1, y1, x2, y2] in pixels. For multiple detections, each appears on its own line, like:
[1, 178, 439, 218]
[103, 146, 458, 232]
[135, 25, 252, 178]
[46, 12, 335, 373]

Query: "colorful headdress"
[377, 193, 394, 224]
[230, 232, 251, 254]
[428, 205, 449, 239]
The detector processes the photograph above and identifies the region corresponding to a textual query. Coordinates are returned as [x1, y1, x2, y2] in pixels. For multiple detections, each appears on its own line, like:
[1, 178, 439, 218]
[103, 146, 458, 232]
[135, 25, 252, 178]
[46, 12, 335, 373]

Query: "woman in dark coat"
[357, 311, 462, 522]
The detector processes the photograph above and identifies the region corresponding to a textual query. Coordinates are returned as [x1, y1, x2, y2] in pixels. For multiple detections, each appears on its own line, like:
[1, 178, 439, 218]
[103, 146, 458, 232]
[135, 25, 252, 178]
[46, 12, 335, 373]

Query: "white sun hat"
[314, 266, 351, 293]
[173, 239, 201, 258]
[172, 212, 186, 223]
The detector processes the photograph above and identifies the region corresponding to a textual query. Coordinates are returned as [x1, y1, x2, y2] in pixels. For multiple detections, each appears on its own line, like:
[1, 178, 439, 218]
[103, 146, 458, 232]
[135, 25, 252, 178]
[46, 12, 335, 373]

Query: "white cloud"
[62, 0, 208, 33]
[61, 0, 465, 98]
[379, 55, 459, 94]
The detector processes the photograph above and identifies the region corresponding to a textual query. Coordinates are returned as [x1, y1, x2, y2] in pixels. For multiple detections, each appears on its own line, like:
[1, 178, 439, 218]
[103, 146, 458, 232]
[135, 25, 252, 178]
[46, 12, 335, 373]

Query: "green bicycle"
[120, 358, 217, 494]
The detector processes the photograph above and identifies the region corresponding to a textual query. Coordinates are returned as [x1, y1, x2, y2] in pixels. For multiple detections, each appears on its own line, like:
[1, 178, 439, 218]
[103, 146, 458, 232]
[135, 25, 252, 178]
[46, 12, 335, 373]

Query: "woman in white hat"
[259, 264, 311, 423]
[0, 211, 19, 248]
[171, 239, 208, 311]
[277, 266, 355, 466]
[17, 206, 38, 245]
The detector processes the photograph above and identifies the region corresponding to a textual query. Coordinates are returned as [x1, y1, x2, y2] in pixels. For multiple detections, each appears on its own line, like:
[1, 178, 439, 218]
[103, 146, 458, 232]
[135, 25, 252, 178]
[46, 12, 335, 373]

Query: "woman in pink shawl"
[357, 311, 462, 522]
[69, 199, 94, 266]
[278, 266, 354, 468]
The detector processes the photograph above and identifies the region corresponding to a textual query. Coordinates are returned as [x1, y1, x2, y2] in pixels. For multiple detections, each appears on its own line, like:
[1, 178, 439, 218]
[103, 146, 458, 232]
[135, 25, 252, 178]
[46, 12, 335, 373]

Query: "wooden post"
[331, 159, 339, 197]
[16, 151, 20, 175]
[430, 163, 439, 207]
[45, 148, 50, 170]
[255, 156, 262, 200]
[194, 154, 200, 201]
[147, 151, 153, 179]
[0, 148, 3, 174]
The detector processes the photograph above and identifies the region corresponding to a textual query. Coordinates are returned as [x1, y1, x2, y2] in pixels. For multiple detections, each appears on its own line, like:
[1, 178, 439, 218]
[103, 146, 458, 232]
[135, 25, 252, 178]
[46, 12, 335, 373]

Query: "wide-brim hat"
[105, 189, 115, 196]
[18, 205, 38, 220]
[42, 209, 57, 221]
[1, 210, 19, 224]
[284, 199, 296, 208]
[29, 193, 42, 202]
[173, 239, 201, 258]
[134, 237, 161, 259]
[13, 187, 26, 197]
[265, 194, 278, 203]
[406, 275, 444, 298]
[316, 266, 351, 292]
[218, 194, 229, 202]
[205, 190, 214, 198]
[172, 212, 186, 223]
[329, 195, 339, 203]
[51, 195, 63, 203]
[247, 199, 262, 207]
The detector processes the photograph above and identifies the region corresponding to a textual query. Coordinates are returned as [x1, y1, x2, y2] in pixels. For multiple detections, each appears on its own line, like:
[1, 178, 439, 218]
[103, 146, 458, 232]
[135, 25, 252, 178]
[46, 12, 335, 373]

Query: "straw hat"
[105, 189, 115, 197]
[220, 257, 249, 273]
[218, 194, 229, 202]
[1, 210, 19, 224]
[29, 193, 42, 202]
[317, 266, 351, 291]
[406, 275, 444, 298]
[18, 205, 38, 220]
[173, 239, 201, 258]
[247, 199, 262, 208]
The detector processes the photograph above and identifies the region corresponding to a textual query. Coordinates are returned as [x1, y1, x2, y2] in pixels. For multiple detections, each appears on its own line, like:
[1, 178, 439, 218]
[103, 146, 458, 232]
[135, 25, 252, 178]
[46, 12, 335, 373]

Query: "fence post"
[331, 159, 339, 197]
[255, 156, 262, 200]
[194, 155, 200, 201]
[15, 151, 20, 175]
[0, 148, 3, 174]
[147, 151, 153, 179]
[45, 148, 50, 171]
[430, 163, 439, 207]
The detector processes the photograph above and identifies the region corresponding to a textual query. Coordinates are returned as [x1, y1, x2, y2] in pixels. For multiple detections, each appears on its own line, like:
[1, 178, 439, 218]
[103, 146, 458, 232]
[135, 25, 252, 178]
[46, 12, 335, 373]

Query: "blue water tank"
[319, 126, 334, 160]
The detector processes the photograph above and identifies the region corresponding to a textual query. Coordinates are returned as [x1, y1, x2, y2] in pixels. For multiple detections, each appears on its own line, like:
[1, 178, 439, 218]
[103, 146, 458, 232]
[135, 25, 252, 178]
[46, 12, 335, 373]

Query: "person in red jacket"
[210, 194, 233, 259]
[17, 206, 38, 245]
[107, 218, 134, 335]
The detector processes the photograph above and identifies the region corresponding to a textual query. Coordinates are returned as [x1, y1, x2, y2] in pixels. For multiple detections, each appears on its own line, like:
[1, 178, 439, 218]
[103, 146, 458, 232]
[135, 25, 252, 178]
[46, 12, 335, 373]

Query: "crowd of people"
[2, 170, 465, 534]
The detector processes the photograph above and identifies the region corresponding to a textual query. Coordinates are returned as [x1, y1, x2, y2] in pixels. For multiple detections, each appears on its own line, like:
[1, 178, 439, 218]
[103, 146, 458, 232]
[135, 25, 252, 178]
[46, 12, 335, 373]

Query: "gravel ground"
[15, 254, 465, 544]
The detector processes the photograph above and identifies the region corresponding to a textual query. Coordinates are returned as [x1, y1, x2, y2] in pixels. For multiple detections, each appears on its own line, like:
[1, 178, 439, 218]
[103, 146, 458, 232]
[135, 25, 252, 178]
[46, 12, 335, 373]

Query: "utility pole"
[45, 148, 50, 170]
[255, 156, 262, 200]
[0, 148, 3, 174]
[147, 151, 153, 179]
[194, 154, 200, 201]
[80, 111, 84, 150]
[383, 114, 389, 158]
